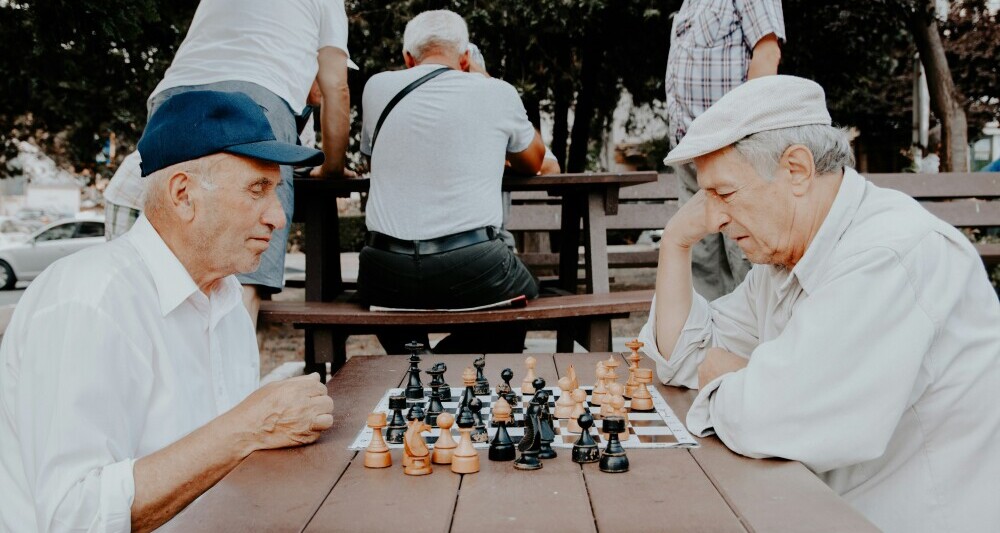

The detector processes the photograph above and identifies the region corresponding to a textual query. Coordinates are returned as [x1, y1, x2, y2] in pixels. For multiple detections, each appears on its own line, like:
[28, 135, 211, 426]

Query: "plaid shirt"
[665, 0, 785, 145]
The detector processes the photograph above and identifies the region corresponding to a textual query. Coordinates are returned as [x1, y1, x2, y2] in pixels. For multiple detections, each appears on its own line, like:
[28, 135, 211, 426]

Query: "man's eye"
[718, 191, 735, 200]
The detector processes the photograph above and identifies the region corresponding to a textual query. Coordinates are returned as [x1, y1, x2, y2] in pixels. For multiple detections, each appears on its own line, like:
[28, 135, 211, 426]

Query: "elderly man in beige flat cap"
[638, 75, 1000, 533]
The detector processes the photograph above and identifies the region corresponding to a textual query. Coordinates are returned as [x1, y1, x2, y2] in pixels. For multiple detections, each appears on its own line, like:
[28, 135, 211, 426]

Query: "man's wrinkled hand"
[232, 373, 334, 451]
[662, 189, 720, 249]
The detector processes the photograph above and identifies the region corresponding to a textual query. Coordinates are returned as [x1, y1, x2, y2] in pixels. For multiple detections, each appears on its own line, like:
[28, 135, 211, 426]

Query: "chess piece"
[385, 395, 408, 444]
[458, 367, 477, 413]
[600, 383, 622, 419]
[513, 404, 543, 470]
[630, 368, 655, 412]
[451, 402, 481, 474]
[532, 376, 546, 396]
[554, 376, 575, 419]
[603, 353, 621, 387]
[488, 396, 516, 461]
[469, 397, 489, 443]
[624, 339, 644, 399]
[534, 390, 557, 459]
[403, 403, 426, 468]
[503, 390, 519, 416]
[571, 412, 600, 464]
[522, 356, 537, 393]
[473, 355, 490, 395]
[433, 362, 453, 401]
[364, 412, 392, 468]
[591, 362, 608, 407]
[599, 416, 629, 473]
[606, 393, 629, 442]
[403, 418, 433, 476]
[497, 368, 517, 402]
[567, 389, 588, 433]
[404, 341, 425, 400]
[425, 382, 444, 427]
[431, 412, 458, 464]
[567, 364, 578, 390]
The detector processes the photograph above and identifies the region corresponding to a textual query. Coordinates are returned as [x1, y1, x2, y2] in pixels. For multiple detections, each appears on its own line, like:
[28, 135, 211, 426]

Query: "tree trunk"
[905, 0, 969, 171]
[567, 52, 596, 173]
[552, 77, 570, 171]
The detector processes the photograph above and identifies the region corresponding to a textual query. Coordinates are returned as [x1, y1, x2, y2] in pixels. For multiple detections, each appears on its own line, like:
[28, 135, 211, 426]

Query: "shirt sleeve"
[686, 247, 936, 474]
[15, 301, 151, 532]
[318, 0, 350, 54]
[495, 81, 537, 154]
[638, 269, 762, 388]
[734, 0, 786, 48]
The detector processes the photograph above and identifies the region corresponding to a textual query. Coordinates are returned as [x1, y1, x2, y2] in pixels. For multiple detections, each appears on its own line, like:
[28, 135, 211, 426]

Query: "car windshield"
[35, 223, 76, 242]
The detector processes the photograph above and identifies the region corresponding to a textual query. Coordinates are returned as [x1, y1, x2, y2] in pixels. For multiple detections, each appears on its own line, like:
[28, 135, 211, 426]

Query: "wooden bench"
[510, 171, 1000, 269]
[260, 290, 654, 378]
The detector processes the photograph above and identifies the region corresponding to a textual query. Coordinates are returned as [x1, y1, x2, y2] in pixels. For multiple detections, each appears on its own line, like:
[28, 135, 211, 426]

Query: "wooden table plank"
[162, 355, 407, 532]
[555, 353, 745, 532]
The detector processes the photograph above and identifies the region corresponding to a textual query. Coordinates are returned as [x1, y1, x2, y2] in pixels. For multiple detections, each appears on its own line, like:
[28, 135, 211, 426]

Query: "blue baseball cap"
[137, 90, 324, 176]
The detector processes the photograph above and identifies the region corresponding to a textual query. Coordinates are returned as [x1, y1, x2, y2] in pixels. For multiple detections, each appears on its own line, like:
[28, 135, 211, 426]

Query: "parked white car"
[0, 218, 105, 290]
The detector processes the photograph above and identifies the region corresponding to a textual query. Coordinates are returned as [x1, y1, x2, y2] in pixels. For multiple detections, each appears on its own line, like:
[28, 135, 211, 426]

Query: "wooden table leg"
[582, 191, 610, 295]
[557, 193, 583, 294]
[302, 190, 344, 382]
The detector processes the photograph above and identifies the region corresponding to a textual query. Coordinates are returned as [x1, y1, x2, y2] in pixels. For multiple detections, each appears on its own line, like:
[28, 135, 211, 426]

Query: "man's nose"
[262, 190, 286, 231]
[705, 196, 732, 232]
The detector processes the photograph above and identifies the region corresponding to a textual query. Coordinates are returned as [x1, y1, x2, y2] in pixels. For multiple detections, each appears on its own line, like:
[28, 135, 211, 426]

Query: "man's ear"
[779, 144, 815, 197]
[403, 51, 416, 68]
[458, 50, 471, 72]
[167, 170, 197, 221]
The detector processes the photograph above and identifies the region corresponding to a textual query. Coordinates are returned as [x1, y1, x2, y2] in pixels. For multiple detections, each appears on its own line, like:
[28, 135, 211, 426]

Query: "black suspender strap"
[369, 66, 451, 153]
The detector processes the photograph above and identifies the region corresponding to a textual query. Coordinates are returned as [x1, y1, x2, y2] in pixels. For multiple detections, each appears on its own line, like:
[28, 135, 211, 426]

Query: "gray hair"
[732, 124, 855, 178]
[402, 10, 469, 61]
[143, 154, 224, 219]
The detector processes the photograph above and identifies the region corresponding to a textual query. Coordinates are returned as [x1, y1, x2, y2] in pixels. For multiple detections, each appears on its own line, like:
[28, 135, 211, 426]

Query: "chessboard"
[349, 386, 698, 450]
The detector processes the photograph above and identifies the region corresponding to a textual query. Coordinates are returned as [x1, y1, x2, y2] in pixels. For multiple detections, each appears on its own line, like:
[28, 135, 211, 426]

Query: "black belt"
[366, 227, 497, 256]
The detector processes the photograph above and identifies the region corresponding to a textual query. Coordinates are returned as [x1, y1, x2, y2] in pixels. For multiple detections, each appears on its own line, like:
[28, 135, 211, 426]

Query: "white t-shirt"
[639, 168, 1000, 532]
[152, 0, 350, 111]
[0, 216, 257, 531]
[361, 64, 536, 240]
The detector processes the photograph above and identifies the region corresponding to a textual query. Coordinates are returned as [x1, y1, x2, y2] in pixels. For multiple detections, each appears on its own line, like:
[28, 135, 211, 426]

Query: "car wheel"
[0, 260, 15, 290]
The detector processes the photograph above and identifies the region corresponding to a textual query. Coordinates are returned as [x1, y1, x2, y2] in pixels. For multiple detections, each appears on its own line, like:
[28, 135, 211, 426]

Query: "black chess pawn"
[385, 395, 408, 444]
[404, 341, 425, 400]
[432, 362, 452, 402]
[406, 401, 426, 425]
[488, 404, 515, 462]
[497, 368, 518, 401]
[425, 384, 444, 427]
[469, 397, 489, 443]
[534, 390, 557, 459]
[599, 416, 629, 473]
[572, 412, 600, 464]
[473, 355, 490, 395]
[513, 406, 543, 470]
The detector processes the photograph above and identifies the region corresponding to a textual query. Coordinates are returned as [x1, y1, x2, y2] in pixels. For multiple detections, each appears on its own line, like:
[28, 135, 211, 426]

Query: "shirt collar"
[778, 167, 866, 297]
[126, 215, 242, 318]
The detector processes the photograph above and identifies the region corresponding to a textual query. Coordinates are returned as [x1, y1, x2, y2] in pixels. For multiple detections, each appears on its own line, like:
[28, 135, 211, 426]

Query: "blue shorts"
[150, 81, 297, 293]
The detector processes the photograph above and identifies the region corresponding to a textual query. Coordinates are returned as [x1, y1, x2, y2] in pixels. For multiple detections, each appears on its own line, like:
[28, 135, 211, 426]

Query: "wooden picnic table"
[163, 353, 877, 532]
[291, 171, 659, 301]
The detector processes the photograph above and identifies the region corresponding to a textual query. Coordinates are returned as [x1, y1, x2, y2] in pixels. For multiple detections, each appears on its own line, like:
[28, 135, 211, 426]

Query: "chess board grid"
[349, 386, 699, 450]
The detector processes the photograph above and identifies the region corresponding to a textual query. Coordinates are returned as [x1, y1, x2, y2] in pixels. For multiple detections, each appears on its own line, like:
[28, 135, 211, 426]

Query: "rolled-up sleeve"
[686, 248, 935, 473]
[639, 269, 762, 388]
[16, 302, 151, 532]
[735, 0, 786, 47]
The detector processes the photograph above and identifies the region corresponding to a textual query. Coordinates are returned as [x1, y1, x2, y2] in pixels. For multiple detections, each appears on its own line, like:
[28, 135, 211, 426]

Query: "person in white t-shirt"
[1, 91, 335, 533]
[103, 0, 353, 327]
[357, 10, 546, 354]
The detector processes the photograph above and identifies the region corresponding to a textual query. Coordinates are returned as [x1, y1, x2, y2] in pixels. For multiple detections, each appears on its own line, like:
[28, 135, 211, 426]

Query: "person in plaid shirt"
[664, 0, 784, 300]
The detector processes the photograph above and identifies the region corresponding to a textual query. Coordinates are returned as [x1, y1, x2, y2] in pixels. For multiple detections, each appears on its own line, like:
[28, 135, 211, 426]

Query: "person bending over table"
[0, 91, 335, 532]
[357, 9, 546, 354]
[638, 76, 1000, 533]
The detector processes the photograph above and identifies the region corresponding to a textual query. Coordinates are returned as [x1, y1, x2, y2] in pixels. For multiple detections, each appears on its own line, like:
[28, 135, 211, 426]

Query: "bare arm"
[130, 374, 333, 532]
[746, 33, 781, 80]
[310, 46, 352, 179]
[507, 131, 546, 176]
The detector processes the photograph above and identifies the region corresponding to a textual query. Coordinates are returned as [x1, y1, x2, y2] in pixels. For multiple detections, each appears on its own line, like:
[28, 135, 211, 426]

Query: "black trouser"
[358, 238, 539, 354]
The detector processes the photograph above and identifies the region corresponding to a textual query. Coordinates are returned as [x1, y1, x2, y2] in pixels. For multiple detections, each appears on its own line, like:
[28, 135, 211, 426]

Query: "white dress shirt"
[639, 168, 1000, 533]
[0, 215, 259, 532]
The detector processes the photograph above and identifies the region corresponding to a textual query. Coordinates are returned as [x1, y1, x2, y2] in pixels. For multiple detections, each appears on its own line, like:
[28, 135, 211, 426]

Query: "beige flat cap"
[663, 75, 832, 166]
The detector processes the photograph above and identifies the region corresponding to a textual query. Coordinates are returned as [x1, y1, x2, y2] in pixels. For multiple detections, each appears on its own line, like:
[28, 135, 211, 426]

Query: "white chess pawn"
[566, 389, 588, 433]
[591, 362, 608, 407]
[522, 356, 537, 394]
[554, 376, 575, 419]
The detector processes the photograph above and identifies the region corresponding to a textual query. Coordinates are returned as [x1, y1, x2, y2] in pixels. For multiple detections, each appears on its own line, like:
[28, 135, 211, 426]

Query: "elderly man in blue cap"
[0, 91, 334, 532]
[639, 75, 1000, 532]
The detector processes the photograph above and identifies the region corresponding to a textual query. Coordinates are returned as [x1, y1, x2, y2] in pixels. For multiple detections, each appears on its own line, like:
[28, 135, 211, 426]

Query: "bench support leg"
[581, 318, 612, 352]
[304, 329, 348, 383]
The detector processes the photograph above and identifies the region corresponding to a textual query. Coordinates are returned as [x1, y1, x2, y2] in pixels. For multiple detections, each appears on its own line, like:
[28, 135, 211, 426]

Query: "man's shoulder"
[29, 238, 148, 309]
